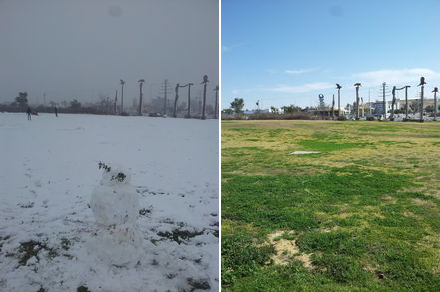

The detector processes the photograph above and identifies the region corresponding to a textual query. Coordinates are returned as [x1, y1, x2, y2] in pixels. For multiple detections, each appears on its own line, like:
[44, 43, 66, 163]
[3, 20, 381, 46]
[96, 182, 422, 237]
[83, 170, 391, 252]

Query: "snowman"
[89, 162, 143, 267]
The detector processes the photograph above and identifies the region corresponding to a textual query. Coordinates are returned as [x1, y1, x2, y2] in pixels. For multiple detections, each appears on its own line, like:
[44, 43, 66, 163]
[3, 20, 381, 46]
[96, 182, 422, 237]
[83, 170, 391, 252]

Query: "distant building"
[243, 109, 270, 115]
[371, 98, 436, 116]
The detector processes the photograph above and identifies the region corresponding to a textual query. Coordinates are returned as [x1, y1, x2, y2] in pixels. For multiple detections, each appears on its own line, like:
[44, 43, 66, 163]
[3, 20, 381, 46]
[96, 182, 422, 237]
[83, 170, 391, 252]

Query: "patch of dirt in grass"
[334, 212, 353, 219]
[322, 226, 340, 233]
[427, 189, 440, 200]
[412, 198, 437, 208]
[382, 195, 397, 204]
[252, 168, 322, 176]
[403, 211, 416, 217]
[266, 231, 312, 268]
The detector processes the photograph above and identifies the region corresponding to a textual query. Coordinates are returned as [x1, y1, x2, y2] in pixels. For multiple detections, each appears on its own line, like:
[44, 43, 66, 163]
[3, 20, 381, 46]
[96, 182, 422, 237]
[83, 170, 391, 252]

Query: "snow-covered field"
[0, 113, 219, 292]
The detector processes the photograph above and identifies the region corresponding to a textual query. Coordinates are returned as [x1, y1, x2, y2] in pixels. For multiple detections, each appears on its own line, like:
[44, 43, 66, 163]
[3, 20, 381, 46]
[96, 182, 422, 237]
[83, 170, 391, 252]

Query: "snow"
[0, 113, 219, 291]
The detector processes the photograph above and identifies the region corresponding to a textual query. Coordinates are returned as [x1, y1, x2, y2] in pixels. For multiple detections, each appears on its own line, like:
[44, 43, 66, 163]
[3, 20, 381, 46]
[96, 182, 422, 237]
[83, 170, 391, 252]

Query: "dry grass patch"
[412, 198, 437, 209]
[266, 231, 312, 268]
[382, 194, 397, 204]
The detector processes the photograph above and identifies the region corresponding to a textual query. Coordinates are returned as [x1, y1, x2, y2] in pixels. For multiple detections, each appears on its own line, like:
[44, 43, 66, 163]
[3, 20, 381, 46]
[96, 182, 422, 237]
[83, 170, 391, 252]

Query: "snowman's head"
[99, 163, 131, 186]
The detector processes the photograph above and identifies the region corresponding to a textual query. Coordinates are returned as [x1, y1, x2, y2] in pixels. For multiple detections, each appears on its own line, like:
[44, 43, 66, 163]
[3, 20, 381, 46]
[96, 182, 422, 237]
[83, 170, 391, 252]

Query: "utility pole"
[354, 83, 361, 120]
[43, 92, 46, 106]
[404, 86, 410, 120]
[214, 86, 219, 119]
[368, 88, 372, 116]
[114, 89, 118, 114]
[394, 85, 410, 120]
[336, 83, 342, 117]
[201, 75, 209, 119]
[433, 87, 438, 121]
[180, 83, 193, 118]
[418, 77, 426, 122]
[120, 79, 125, 114]
[138, 79, 145, 116]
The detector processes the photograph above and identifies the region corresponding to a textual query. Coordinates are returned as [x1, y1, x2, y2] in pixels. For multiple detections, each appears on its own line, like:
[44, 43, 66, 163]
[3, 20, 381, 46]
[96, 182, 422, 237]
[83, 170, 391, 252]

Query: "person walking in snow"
[26, 106, 32, 120]
[54, 106, 58, 117]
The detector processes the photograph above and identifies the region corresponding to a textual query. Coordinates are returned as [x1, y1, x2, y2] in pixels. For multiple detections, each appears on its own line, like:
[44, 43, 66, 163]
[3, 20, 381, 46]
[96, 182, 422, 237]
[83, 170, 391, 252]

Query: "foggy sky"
[0, 0, 219, 105]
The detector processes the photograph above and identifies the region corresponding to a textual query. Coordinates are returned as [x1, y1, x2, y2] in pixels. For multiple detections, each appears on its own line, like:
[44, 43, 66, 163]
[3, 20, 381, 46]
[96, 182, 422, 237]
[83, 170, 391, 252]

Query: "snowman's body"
[91, 183, 139, 226]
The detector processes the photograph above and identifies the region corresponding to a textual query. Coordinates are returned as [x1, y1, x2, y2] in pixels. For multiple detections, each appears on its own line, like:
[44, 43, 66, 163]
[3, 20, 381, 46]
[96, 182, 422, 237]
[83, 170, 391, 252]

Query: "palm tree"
[418, 77, 426, 121]
[120, 79, 125, 114]
[354, 83, 361, 120]
[138, 79, 145, 116]
[433, 87, 438, 121]
[214, 86, 219, 119]
[201, 75, 209, 119]
[173, 83, 180, 118]
[336, 83, 342, 116]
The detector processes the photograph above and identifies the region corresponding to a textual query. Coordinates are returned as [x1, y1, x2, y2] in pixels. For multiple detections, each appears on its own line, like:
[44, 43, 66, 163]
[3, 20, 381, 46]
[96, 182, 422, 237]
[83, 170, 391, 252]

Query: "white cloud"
[269, 82, 334, 93]
[221, 43, 245, 52]
[285, 68, 317, 74]
[351, 68, 440, 87]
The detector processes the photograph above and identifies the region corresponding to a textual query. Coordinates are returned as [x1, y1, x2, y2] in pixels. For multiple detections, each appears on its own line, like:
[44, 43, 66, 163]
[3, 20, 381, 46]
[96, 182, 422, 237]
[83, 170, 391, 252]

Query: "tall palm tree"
[354, 83, 361, 120]
[336, 83, 342, 117]
[214, 86, 219, 119]
[138, 79, 145, 116]
[201, 75, 209, 119]
[433, 87, 438, 121]
[120, 79, 125, 114]
[173, 83, 180, 118]
[418, 77, 426, 121]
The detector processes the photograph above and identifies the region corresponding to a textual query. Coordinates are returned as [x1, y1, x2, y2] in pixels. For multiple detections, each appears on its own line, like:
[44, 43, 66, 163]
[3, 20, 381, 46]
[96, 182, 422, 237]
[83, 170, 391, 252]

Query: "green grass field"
[221, 120, 440, 291]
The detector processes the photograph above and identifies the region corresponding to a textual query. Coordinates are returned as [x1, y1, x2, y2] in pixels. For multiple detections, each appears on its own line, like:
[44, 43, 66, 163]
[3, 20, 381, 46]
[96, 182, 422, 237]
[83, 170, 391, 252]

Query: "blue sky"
[221, 0, 440, 110]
